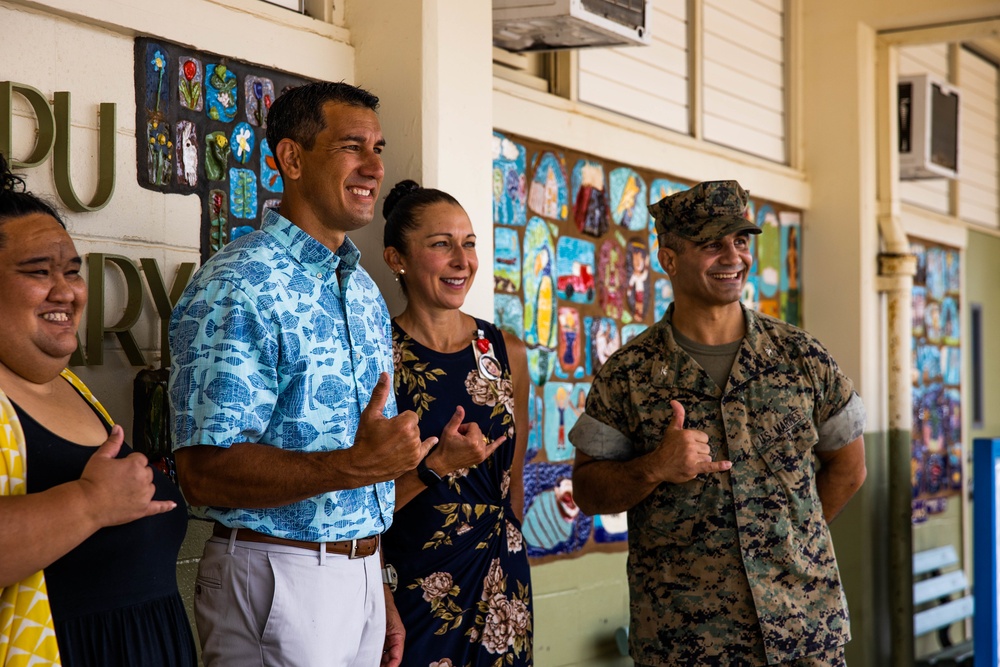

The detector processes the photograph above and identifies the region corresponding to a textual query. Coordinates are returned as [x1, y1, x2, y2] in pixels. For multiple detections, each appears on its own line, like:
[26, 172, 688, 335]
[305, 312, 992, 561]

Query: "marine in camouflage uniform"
[570, 181, 867, 666]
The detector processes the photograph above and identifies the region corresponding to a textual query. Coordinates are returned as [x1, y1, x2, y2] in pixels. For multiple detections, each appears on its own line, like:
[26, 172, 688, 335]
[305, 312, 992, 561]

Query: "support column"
[347, 0, 494, 319]
[875, 37, 917, 667]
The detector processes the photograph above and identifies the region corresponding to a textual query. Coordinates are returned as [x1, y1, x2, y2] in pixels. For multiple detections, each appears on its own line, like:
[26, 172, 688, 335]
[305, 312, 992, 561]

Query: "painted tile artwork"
[609, 167, 648, 231]
[493, 132, 527, 227]
[494, 294, 525, 340]
[205, 64, 238, 123]
[492, 131, 806, 563]
[178, 57, 204, 112]
[556, 307, 583, 379]
[570, 160, 609, 238]
[259, 140, 283, 193]
[527, 152, 569, 221]
[555, 237, 596, 304]
[494, 226, 522, 293]
[135, 37, 310, 260]
[910, 238, 962, 523]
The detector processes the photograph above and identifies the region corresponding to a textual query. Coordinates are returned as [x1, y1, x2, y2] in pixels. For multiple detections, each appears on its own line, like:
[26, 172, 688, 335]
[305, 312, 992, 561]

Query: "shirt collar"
[262, 209, 361, 277]
[654, 303, 779, 394]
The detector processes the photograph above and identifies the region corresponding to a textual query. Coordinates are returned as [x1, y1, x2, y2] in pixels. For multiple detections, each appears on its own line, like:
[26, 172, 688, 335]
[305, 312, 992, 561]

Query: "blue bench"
[913, 545, 974, 667]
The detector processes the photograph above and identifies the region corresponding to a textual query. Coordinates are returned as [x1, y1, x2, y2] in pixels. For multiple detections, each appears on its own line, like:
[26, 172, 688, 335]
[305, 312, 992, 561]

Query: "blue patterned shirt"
[169, 210, 396, 541]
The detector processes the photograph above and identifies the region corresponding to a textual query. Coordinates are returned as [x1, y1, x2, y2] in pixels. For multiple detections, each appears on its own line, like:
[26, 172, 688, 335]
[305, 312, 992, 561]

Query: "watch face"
[418, 458, 443, 486]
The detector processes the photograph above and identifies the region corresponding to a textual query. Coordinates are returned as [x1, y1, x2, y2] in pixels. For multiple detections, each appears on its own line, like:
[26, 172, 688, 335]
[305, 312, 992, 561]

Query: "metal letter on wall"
[52, 91, 116, 212]
[0, 81, 55, 168]
[1, 81, 116, 211]
[140, 257, 196, 365]
[87, 253, 146, 366]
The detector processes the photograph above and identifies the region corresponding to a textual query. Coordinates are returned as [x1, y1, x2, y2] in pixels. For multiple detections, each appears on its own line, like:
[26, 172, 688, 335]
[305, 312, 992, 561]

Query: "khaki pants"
[194, 533, 386, 667]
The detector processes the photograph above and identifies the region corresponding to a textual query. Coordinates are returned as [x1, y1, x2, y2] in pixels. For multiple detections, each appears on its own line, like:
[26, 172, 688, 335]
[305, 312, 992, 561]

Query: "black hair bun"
[0, 153, 26, 194]
[383, 179, 422, 220]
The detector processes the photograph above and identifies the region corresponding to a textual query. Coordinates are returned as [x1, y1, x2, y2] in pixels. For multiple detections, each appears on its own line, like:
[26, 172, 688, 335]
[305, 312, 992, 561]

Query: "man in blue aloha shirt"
[169, 82, 437, 667]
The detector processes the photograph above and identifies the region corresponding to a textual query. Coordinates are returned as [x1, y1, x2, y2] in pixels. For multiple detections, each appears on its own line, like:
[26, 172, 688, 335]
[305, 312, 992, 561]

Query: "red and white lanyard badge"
[473, 328, 501, 381]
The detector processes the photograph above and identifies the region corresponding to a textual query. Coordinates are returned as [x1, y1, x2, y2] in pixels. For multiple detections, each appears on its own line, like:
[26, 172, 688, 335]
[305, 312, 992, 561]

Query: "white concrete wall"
[348, 0, 495, 321]
[0, 0, 356, 424]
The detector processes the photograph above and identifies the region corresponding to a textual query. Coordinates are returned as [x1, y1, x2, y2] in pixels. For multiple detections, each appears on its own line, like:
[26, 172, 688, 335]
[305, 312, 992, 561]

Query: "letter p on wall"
[1, 80, 116, 212]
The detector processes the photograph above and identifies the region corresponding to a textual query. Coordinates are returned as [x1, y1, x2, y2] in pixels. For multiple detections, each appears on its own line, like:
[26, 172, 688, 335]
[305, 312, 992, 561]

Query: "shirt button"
[316, 272, 324, 278]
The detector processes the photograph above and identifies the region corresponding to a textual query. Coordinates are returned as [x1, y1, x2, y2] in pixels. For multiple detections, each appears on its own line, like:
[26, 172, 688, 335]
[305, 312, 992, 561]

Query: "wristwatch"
[416, 456, 443, 487]
[382, 564, 398, 592]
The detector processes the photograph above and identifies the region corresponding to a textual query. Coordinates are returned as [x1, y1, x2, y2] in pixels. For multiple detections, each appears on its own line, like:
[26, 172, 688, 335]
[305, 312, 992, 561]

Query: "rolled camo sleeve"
[815, 391, 866, 451]
[569, 368, 636, 461]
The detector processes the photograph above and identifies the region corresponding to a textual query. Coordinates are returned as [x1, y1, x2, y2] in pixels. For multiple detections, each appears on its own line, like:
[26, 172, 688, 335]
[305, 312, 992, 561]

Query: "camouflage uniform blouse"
[574, 306, 857, 665]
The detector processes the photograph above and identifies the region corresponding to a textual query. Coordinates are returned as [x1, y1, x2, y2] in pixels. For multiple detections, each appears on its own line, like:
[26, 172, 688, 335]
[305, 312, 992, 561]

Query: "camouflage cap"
[649, 180, 761, 243]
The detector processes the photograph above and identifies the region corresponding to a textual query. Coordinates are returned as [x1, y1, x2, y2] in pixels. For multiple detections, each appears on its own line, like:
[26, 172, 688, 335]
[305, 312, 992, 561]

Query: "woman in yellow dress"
[0, 154, 195, 666]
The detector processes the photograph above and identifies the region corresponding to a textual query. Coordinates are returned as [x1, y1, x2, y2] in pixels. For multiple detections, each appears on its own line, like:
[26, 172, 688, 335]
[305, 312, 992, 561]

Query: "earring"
[394, 268, 405, 282]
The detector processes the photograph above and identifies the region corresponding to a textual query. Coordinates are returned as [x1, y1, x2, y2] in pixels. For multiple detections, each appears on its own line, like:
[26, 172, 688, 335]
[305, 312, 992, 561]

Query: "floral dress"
[384, 319, 533, 667]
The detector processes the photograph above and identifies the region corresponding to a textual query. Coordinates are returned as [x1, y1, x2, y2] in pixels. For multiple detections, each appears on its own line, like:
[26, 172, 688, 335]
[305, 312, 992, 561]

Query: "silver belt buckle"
[349, 538, 359, 559]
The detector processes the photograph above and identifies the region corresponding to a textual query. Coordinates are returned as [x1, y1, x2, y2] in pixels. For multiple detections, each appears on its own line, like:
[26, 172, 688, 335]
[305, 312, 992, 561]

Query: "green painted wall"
[966, 230, 1000, 442]
[533, 554, 632, 667]
[832, 430, 891, 667]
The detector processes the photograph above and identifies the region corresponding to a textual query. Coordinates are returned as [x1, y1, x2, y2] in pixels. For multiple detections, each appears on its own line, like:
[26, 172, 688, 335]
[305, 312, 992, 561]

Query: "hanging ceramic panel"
[525, 388, 544, 463]
[260, 139, 283, 193]
[570, 160, 608, 238]
[609, 167, 647, 231]
[245, 75, 274, 127]
[494, 226, 521, 293]
[596, 238, 626, 319]
[492, 132, 527, 226]
[654, 278, 673, 323]
[586, 317, 620, 377]
[522, 462, 592, 558]
[175, 121, 199, 187]
[135, 37, 310, 260]
[527, 152, 568, 221]
[230, 122, 255, 165]
[624, 239, 650, 321]
[542, 382, 589, 462]
[909, 237, 962, 522]
[229, 168, 257, 220]
[495, 294, 525, 340]
[555, 237, 595, 304]
[756, 205, 781, 303]
[206, 64, 238, 122]
[621, 323, 647, 345]
[144, 44, 170, 115]
[146, 119, 172, 187]
[178, 57, 204, 111]
[523, 217, 557, 349]
[208, 189, 228, 254]
[556, 307, 582, 378]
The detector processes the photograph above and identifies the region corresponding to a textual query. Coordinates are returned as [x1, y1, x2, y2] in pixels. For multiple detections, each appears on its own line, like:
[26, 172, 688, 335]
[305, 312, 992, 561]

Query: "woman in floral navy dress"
[381, 180, 533, 667]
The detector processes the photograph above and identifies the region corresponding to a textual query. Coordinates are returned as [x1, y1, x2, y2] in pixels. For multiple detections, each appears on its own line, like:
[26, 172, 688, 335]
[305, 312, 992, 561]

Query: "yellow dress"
[0, 369, 112, 667]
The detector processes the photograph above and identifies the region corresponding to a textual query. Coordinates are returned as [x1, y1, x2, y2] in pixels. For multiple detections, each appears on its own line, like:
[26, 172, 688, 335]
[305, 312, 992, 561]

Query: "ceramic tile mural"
[493, 131, 805, 563]
[910, 238, 963, 523]
[135, 38, 310, 260]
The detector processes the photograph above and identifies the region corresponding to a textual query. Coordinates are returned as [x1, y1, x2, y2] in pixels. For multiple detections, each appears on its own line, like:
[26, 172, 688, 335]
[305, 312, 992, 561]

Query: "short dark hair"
[0, 152, 65, 247]
[657, 231, 685, 254]
[382, 179, 462, 295]
[265, 81, 379, 158]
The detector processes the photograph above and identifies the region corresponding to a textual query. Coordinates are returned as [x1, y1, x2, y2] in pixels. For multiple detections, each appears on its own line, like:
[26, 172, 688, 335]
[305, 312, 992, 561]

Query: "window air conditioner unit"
[493, 0, 650, 53]
[898, 74, 960, 180]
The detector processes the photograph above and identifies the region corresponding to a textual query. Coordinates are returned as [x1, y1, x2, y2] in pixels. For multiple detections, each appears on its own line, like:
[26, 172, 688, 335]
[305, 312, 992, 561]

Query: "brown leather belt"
[213, 522, 379, 558]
